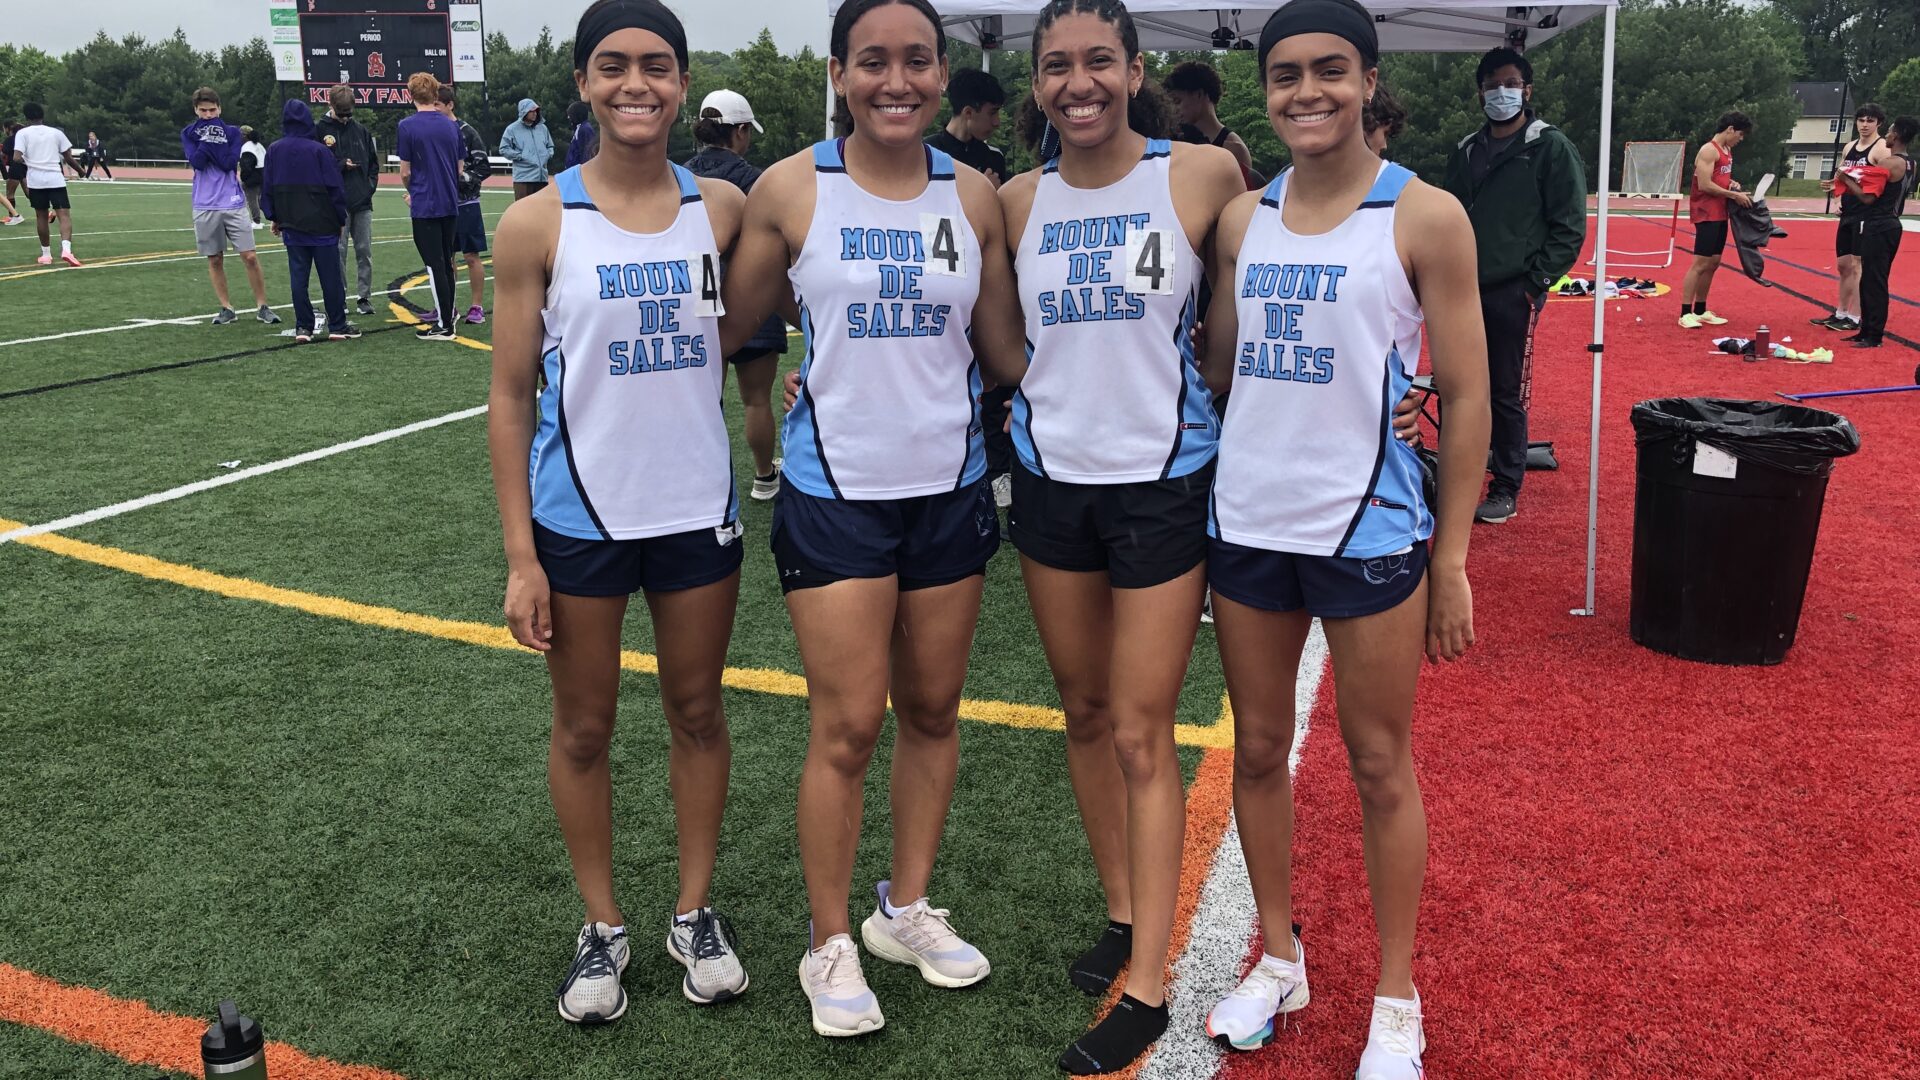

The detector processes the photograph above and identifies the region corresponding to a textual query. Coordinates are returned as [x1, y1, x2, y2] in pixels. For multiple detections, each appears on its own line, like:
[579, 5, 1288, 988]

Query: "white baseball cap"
[699, 89, 763, 133]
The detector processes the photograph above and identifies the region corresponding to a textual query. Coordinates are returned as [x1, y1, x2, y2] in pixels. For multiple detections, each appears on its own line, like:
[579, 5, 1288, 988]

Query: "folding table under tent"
[824, 0, 1624, 615]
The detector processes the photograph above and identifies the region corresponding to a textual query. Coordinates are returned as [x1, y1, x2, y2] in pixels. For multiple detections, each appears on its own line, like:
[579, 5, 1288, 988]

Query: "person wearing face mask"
[315, 83, 380, 315]
[1441, 47, 1586, 527]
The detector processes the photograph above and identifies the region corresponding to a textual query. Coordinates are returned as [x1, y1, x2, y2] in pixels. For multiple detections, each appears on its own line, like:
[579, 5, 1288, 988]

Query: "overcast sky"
[24, 0, 830, 58]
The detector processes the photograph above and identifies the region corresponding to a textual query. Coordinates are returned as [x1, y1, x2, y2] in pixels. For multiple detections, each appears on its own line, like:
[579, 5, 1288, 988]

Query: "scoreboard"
[269, 0, 486, 108]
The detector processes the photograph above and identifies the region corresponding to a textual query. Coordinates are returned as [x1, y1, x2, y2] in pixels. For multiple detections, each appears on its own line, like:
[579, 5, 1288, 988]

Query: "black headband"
[573, 0, 689, 72]
[1258, 0, 1380, 73]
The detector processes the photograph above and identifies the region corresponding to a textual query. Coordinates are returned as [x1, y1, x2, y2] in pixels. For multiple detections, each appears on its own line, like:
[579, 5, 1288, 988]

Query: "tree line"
[0, 0, 1911, 191]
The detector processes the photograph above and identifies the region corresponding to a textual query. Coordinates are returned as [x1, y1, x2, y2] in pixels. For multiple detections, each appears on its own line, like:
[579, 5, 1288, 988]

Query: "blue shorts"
[534, 520, 743, 597]
[772, 479, 1000, 593]
[1208, 538, 1428, 619]
[455, 201, 487, 254]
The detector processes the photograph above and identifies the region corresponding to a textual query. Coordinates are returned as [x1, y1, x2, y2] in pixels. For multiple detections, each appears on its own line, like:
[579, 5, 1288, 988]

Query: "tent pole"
[1576, 2, 1617, 618]
[825, 65, 837, 141]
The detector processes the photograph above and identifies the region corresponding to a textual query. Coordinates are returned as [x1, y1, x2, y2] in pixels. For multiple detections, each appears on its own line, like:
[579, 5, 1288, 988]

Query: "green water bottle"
[201, 1000, 267, 1079]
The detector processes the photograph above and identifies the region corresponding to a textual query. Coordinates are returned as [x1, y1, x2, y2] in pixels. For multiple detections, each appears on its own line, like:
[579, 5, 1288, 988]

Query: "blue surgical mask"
[1483, 87, 1525, 123]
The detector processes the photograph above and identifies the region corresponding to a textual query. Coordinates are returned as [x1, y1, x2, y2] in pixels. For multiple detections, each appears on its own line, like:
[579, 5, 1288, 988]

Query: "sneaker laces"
[895, 901, 962, 950]
[1231, 959, 1300, 1005]
[813, 937, 866, 996]
[688, 909, 736, 962]
[1372, 1001, 1422, 1055]
[557, 925, 622, 995]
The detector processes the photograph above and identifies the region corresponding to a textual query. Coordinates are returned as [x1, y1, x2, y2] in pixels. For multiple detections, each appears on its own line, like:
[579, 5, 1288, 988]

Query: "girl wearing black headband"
[1198, 4, 1490, 1077]
[721, 0, 1028, 1041]
[490, 0, 754, 1027]
[994, 1, 1245, 1074]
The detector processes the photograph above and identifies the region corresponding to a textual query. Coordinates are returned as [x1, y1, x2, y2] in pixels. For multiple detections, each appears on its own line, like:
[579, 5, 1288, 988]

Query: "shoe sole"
[859, 912, 990, 988]
[1476, 508, 1516, 524]
[750, 487, 778, 501]
[1205, 988, 1311, 1052]
[797, 955, 884, 1037]
[665, 931, 749, 1005]
[556, 989, 628, 1025]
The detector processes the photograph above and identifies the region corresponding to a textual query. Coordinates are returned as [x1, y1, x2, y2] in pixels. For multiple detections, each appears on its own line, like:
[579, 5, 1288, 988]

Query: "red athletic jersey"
[1689, 140, 1732, 223]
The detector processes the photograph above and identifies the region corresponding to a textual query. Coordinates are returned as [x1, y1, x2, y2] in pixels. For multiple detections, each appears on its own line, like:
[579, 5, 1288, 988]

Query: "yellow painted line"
[0, 517, 1232, 746]
[389, 271, 495, 352]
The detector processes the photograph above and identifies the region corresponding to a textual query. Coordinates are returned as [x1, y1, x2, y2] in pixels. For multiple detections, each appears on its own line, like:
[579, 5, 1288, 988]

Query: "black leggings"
[412, 216, 458, 330]
[1856, 220, 1904, 343]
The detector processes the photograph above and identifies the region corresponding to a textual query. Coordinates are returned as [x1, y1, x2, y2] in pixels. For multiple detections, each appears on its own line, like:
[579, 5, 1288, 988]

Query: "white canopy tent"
[824, 0, 1623, 615]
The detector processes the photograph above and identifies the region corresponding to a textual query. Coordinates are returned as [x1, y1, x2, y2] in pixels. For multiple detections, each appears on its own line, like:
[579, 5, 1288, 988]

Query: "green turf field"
[0, 180, 1227, 1078]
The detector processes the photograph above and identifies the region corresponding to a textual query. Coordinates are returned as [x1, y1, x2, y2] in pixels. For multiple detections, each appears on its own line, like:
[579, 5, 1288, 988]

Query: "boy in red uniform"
[1678, 111, 1752, 329]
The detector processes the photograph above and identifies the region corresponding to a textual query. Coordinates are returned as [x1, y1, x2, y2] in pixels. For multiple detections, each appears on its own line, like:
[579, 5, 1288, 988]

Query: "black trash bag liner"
[1631, 397, 1860, 475]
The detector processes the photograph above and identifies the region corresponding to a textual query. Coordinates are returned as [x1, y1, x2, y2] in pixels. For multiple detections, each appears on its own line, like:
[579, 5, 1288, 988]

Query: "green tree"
[1767, 0, 1919, 89]
[0, 44, 61, 121]
[1876, 57, 1920, 121]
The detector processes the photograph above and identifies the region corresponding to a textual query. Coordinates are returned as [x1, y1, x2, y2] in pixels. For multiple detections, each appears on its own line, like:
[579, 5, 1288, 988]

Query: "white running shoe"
[750, 458, 782, 501]
[1206, 933, 1309, 1051]
[666, 907, 749, 1004]
[1355, 994, 1426, 1080]
[859, 880, 991, 988]
[556, 922, 630, 1025]
[799, 933, 885, 1037]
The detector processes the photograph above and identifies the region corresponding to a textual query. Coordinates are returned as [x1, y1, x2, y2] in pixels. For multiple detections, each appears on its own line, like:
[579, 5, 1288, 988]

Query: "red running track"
[1214, 216, 1920, 1079]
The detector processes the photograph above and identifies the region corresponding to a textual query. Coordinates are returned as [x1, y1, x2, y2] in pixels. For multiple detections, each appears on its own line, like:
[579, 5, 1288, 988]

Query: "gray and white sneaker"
[859, 879, 990, 988]
[750, 458, 782, 501]
[556, 922, 630, 1025]
[799, 933, 885, 1037]
[356, 297, 375, 316]
[666, 907, 749, 1004]
[256, 305, 282, 325]
[210, 308, 237, 326]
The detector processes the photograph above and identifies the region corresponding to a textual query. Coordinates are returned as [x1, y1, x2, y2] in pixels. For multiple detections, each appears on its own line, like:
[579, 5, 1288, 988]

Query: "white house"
[1785, 81, 1853, 181]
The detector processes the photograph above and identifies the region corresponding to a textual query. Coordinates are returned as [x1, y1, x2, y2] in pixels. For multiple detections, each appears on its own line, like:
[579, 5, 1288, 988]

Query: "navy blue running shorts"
[1208, 538, 1428, 619]
[534, 519, 743, 597]
[454, 201, 488, 255]
[772, 479, 1000, 593]
[1009, 460, 1212, 589]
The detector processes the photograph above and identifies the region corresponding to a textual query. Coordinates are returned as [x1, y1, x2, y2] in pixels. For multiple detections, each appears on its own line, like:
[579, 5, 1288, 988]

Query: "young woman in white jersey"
[1198, 3, 1489, 1078]
[995, 2, 1245, 1073]
[488, 0, 752, 1027]
[719, 0, 1026, 1039]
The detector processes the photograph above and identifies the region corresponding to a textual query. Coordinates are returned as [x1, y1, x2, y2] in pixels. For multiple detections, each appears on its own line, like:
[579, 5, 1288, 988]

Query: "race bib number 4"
[920, 213, 965, 277]
[1124, 228, 1178, 295]
[691, 251, 725, 318]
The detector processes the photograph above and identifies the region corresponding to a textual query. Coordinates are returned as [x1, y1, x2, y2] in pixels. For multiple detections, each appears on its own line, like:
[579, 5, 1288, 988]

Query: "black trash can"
[1629, 397, 1860, 665]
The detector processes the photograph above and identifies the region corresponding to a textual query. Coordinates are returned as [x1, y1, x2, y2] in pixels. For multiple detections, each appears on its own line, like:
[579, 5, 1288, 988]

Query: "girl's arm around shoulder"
[695, 176, 746, 253]
[1201, 188, 1264, 396]
[1169, 141, 1248, 258]
[957, 165, 1027, 387]
[718, 153, 813, 355]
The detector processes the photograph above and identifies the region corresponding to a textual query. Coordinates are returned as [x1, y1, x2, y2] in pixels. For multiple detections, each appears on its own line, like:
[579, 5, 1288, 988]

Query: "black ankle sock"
[755, 471, 776, 482]
[1681, 303, 1692, 317]
[1068, 920, 1131, 995]
[1059, 994, 1169, 1075]
[1694, 301, 1708, 316]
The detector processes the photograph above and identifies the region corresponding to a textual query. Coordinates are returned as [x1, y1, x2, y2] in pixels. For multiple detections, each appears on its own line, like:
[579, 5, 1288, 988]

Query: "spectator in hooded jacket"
[315, 83, 380, 315]
[264, 100, 355, 344]
[498, 97, 553, 199]
[564, 100, 598, 169]
[182, 87, 278, 326]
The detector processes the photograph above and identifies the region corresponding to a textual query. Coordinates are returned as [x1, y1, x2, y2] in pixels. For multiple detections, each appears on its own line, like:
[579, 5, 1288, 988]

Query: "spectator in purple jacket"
[181, 87, 278, 326]
[264, 100, 356, 344]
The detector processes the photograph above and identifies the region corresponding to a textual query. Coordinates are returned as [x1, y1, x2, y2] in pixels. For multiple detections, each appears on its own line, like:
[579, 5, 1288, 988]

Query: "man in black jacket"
[314, 84, 378, 315]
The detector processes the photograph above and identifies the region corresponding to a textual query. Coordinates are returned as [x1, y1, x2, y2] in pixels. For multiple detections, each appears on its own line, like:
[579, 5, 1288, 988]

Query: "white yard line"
[0, 405, 488, 546]
[1139, 620, 1330, 1080]
[0, 271, 496, 349]
[0, 217, 435, 243]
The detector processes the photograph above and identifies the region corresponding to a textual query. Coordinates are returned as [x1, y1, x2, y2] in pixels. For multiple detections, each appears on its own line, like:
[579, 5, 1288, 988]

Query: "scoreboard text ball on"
[268, 0, 486, 108]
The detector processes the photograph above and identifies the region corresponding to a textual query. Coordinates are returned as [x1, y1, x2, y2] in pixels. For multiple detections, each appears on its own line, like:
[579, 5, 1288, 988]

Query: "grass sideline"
[1, 178, 1229, 1078]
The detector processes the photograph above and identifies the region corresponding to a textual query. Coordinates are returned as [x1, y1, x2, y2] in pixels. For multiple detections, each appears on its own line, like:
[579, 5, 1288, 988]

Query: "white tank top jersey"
[1013, 139, 1216, 484]
[1210, 162, 1434, 559]
[530, 164, 739, 541]
[783, 139, 986, 500]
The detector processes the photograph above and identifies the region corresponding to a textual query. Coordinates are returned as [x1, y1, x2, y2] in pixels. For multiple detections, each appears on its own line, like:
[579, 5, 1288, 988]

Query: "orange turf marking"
[0, 963, 409, 1080]
[1088, 699, 1239, 1080]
